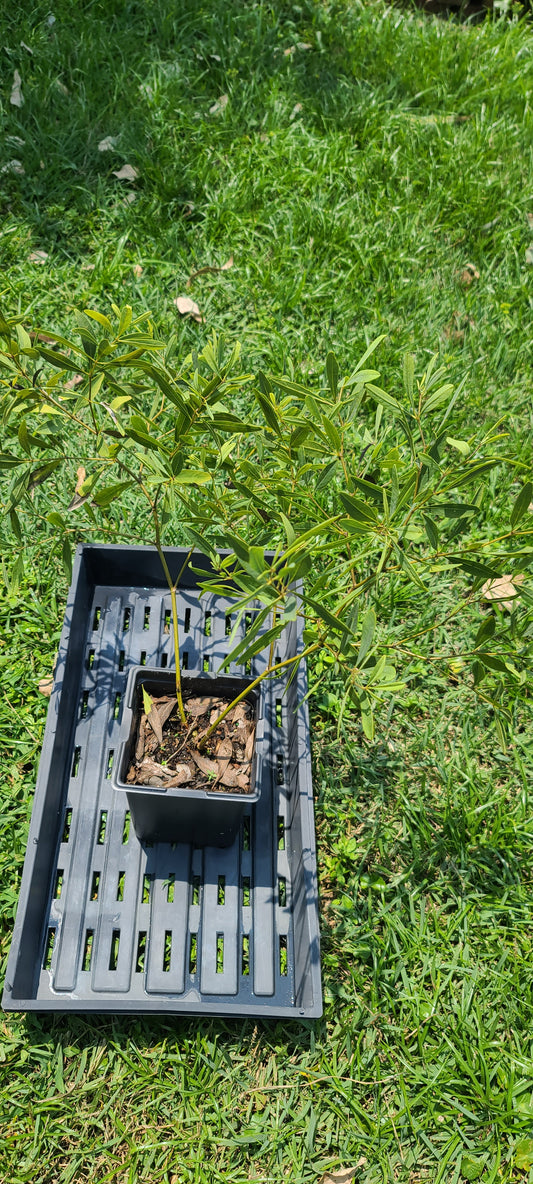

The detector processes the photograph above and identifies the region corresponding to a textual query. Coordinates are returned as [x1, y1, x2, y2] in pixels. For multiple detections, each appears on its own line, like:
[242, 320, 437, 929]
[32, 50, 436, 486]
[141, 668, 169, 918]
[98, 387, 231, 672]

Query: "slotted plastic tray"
[2, 545, 322, 1017]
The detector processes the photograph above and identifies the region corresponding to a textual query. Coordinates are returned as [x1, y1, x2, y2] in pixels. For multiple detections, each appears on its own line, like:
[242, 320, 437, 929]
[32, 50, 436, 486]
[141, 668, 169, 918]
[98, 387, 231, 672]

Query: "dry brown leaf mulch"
[127, 693, 256, 794]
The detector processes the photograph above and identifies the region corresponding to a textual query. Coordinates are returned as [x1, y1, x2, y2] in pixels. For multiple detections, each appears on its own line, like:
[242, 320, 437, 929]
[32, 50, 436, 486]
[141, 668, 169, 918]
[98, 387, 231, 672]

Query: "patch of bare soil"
[127, 693, 256, 795]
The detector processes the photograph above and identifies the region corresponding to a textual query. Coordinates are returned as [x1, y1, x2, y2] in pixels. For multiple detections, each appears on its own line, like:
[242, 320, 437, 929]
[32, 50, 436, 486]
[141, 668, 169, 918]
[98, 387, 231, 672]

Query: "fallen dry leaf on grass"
[81, 262, 95, 270]
[458, 262, 480, 285]
[209, 94, 228, 115]
[132, 263, 143, 278]
[98, 135, 118, 152]
[187, 256, 233, 287]
[526, 246, 533, 266]
[65, 374, 84, 390]
[290, 103, 303, 119]
[112, 163, 138, 181]
[319, 1168, 359, 1184]
[174, 295, 204, 323]
[38, 678, 54, 697]
[122, 192, 137, 205]
[29, 250, 48, 264]
[481, 575, 524, 611]
[75, 466, 86, 493]
[1, 160, 25, 176]
[10, 70, 23, 107]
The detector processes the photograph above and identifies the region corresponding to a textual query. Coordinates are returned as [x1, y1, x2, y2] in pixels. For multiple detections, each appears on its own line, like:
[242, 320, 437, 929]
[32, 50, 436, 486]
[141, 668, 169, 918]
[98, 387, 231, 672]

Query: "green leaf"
[474, 614, 495, 647]
[348, 334, 387, 378]
[511, 481, 533, 529]
[422, 514, 439, 550]
[306, 597, 355, 637]
[447, 459, 500, 488]
[428, 502, 478, 519]
[28, 459, 61, 489]
[424, 383, 454, 414]
[357, 608, 376, 666]
[142, 686, 153, 715]
[360, 694, 375, 741]
[173, 470, 211, 485]
[448, 556, 501, 580]
[92, 481, 134, 508]
[350, 476, 383, 506]
[478, 652, 517, 676]
[460, 1155, 485, 1181]
[8, 553, 24, 597]
[9, 507, 22, 542]
[255, 384, 282, 436]
[280, 512, 296, 547]
[339, 491, 377, 524]
[0, 453, 22, 470]
[446, 435, 471, 456]
[210, 413, 260, 433]
[320, 414, 342, 452]
[84, 308, 113, 334]
[326, 351, 339, 399]
[365, 383, 402, 414]
[265, 373, 314, 399]
[315, 459, 337, 492]
[36, 347, 81, 371]
[403, 353, 415, 401]
[392, 542, 427, 590]
[515, 1139, 533, 1171]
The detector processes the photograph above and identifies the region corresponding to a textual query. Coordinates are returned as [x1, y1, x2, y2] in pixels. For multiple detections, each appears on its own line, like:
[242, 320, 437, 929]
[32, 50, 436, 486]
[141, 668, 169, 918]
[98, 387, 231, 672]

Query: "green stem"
[201, 643, 319, 745]
[169, 583, 187, 726]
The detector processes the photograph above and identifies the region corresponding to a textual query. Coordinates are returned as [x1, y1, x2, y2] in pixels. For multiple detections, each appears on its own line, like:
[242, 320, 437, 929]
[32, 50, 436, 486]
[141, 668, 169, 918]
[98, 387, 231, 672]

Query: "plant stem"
[169, 582, 187, 726]
[201, 643, 319, 745]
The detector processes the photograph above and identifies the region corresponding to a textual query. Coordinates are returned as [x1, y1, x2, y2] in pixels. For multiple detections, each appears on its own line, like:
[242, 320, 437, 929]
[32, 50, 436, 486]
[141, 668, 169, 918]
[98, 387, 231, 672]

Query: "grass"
[1, 0, 533, 1181]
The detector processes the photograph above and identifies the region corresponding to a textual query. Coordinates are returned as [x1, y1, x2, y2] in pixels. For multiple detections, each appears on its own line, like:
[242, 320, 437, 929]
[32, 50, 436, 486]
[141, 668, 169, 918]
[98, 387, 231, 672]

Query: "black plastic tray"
[2, 545, 322, 1017]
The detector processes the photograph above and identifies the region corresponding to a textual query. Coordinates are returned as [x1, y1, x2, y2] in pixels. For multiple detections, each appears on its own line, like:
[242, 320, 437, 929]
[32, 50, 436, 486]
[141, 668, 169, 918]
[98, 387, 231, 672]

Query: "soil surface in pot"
[126, 692, 256, 795]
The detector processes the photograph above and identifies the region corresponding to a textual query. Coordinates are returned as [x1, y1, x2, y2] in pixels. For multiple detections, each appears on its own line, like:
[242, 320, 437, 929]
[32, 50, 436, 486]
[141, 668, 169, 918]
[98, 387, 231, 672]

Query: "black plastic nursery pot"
[113, 667, 263, 848]
[2, 544, 322, 1018]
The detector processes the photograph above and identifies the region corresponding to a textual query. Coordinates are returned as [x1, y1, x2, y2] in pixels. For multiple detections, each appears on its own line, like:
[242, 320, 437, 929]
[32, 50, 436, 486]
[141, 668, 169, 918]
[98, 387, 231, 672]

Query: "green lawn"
[1, 1, 533, 1181]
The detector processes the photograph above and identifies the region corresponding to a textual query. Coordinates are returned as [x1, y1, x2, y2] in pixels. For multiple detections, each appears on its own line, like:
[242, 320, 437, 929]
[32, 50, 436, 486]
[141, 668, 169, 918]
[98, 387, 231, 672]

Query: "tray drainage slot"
[97, 811, 107, 845]
[135, 932, 146, 973]
[90, 872, 100, 901]
[216, 934, 224, 974]
[116, 871, 125, 902]
[163, 932, 172, 973]
[242, 935, 250, 976]
[189, 933, 197, 975]
[122, 811, 130, 844]
[43, 928, 56, 970]
[217, 876, 225, 906]
[82, 930, 93, 972]
[279, 935, 287, 976]
[109, 930, 120, 971]
[62, 808, 72, 844]
[54, 870, 63, 900]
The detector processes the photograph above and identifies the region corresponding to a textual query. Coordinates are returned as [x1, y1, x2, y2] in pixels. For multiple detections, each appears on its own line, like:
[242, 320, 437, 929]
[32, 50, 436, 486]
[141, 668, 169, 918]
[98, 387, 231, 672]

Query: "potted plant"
[1, 302, 531, 839]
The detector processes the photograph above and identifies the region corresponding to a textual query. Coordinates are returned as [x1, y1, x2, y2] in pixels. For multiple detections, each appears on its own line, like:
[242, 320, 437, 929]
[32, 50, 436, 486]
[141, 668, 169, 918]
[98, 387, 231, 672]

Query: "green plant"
[0, 303, 531, 743]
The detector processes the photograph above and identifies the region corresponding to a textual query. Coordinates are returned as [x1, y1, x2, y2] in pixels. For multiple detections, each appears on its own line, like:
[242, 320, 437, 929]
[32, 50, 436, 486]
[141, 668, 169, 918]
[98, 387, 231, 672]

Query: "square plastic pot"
[112, 667, 263, 848]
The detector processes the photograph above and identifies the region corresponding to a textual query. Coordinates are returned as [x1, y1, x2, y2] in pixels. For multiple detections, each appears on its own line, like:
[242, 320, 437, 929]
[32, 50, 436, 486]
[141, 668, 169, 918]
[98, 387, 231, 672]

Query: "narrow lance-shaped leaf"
[511, 481, 533, 529]
[357, 608, 376, 666]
